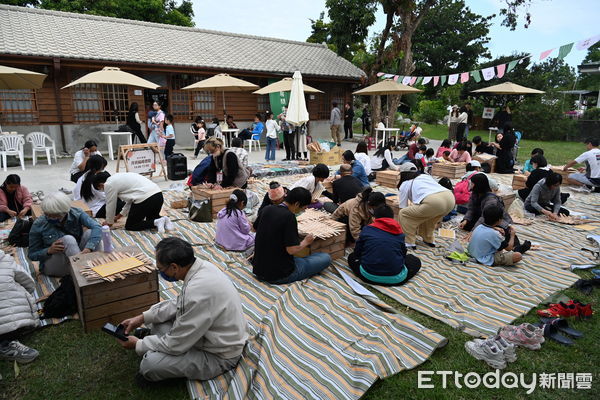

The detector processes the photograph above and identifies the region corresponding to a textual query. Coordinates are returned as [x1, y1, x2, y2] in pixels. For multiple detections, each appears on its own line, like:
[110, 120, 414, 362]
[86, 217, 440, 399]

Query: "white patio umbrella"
[285, 71, 309, 125]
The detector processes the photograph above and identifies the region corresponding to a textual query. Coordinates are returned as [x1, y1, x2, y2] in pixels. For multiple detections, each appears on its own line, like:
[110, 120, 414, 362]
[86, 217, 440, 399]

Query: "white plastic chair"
[245, 133, 262, 153]
[0, 134, 25, 171]
[26, 132, 57, 166]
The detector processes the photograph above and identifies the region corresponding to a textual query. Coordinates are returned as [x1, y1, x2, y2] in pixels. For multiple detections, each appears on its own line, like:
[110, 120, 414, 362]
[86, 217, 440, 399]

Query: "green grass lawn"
[1, 267, 599, 400]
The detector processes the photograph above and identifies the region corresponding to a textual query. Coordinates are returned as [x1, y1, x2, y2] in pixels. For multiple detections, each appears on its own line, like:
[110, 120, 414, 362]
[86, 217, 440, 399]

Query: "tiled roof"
[0, 5, 365, 80]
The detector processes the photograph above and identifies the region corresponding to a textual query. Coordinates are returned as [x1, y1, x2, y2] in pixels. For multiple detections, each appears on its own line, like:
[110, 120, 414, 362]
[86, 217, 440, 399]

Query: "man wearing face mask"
[28, 192, 102, 277]
[117, 237, 247, 384]
[252, 187, 331, 284]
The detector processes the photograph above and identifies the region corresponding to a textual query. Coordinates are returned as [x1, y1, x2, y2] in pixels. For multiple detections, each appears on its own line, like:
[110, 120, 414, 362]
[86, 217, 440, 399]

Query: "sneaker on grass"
[0, 341, 39, 364]
[464, 339, 507, 369]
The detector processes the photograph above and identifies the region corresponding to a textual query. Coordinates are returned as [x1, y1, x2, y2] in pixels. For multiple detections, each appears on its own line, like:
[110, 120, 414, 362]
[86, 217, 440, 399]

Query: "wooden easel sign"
[116, 143, 167, 180]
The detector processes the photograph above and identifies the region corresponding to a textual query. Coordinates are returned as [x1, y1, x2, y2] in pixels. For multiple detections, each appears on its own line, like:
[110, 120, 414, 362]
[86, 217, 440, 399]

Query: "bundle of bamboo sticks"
[80, 251, 156, 282]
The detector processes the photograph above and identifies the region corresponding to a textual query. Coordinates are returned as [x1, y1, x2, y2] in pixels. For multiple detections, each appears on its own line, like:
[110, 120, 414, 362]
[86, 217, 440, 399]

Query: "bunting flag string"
[375, 33, 599, 88]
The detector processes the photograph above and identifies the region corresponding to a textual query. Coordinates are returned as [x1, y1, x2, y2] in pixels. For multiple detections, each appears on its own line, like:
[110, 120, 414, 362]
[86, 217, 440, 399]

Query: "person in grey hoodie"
[330, 102, 343, 147]
[117, 237, 247, 383]
[524, 173, 569, 220]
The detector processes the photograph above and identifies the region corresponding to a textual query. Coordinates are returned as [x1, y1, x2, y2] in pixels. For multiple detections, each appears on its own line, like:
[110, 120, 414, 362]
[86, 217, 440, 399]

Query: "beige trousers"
[330, 125, 342, 144]
[398, 190, 455, 245]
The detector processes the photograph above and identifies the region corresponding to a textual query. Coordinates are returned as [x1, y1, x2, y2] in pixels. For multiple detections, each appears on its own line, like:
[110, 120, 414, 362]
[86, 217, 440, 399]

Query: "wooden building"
[0, 5, 364, 153]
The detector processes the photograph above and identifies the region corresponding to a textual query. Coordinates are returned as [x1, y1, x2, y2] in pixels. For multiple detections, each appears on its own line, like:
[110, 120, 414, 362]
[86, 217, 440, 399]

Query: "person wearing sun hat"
[257, 181, 288, 215]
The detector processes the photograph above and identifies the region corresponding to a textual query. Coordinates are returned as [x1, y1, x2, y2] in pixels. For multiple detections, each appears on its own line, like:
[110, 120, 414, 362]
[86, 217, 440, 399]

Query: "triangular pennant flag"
[557, 43, 574, 60]
[415, 77, 423, 85]
[576, 34, 600, 51]
[539, 48, 554, 60]
[384, 73, 395, 79]
[393, 75, 399, 81]
[470, 70, 482, 83]
[402, 76, 411, 85]
[376, 72, 385, 77]
[422, 76, 432, 85]
[496, 64, 506, 78]
[482, 67, 495, 81]
[409, 76, 417, 86]
[440, 75, 447, 86]
[506, 59, 519, 74]
[447, 74, 459, 85]
[460, 72, 470, 83]
[433, 76, 439, 86]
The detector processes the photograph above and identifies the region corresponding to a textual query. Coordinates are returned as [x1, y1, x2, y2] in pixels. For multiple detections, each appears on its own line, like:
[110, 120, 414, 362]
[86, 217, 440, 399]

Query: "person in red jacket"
[347, 205, 421, 286]
[0, 175, 32, 222]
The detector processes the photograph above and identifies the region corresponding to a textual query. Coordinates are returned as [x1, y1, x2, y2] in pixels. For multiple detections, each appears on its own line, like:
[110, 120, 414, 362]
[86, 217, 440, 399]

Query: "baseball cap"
[399, 163, 418, 172]
[469, 160, 481, 168]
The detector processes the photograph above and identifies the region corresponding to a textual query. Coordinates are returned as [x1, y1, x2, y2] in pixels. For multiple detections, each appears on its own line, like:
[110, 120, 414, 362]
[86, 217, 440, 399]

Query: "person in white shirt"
[397, 164, 455, 248]
[230, 137, 249, 167]
[73, 155, 123, 218]
[370, 141, 399, 171]
[92, 172, 172, 232]
[354, 141, 372, 178]
[290, 164, 329, 207]
[69, 140, 102, 183]
[564, 137, 600, 190]
[456, 110, 468, 142]
[264, 112, 279, 162]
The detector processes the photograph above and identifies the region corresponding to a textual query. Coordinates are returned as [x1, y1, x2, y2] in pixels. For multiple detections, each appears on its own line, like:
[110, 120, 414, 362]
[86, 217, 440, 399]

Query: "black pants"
[283, 133, 296, 160]
[194, 139, 205, 157]
[344, 121, 353, 139]
[456, 123, 467, 142]
[362, 118, 370, 135]
[70, 170, 85, 183]
[525, 203, 570, 217]
[131, 127, 146, 144]
[95, 199, 125, 219]
[348, 252, 421, 286]
[238, 129, 252, 141]
[164, 139, 175, 159]
[125, 192, 164, 231]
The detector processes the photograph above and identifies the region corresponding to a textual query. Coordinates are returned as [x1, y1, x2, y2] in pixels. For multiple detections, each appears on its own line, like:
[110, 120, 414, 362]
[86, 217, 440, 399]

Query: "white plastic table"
[221, 128, 239, 147]
[102, 131, 133, 160]
[374, 127, 400, 147]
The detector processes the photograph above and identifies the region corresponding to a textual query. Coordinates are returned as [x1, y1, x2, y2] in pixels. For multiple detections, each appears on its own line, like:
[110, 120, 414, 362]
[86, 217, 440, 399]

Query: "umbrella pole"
[222, 90, 226, 119]
[113, 83, 118, 128]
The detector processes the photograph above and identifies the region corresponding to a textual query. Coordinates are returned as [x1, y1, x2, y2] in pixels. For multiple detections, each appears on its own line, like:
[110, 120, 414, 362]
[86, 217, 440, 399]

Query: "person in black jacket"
[127, 102, 146, 144]
[323, 164, 363, 213]
[343, 102, 355, 140]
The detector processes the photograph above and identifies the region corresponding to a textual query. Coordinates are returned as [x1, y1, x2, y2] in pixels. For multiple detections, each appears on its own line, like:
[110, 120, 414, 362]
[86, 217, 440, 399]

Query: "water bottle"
[102, 225, 114, 253]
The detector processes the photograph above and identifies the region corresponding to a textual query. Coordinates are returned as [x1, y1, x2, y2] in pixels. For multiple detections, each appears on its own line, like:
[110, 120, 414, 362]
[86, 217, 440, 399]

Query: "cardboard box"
[31, 200, 92, 220]
[191, 186, 236, 219]
[68, 246, 159, 332]
[309, 146, 343, 166]
[512, 174, 527, 190]
[431, 162, 467, 179]
[375, 170, 400, 188]
[473, 154, 497, 173]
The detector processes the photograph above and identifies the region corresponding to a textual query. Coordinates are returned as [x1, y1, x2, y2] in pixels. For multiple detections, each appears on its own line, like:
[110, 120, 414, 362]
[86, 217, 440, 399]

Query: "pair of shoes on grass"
[536, 300, 593, 319]
[532, 318, 584, 346]
[498, 323, 545, 350]
[464, 335, 516, 369]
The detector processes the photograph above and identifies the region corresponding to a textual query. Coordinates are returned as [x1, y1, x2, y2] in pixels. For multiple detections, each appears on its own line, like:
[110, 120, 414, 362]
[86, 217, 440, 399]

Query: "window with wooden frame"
[257, 94, 270, 113]
[72, 84, 129, 123]
[170, 74, 215, 120]
[0, 89, 39, 124]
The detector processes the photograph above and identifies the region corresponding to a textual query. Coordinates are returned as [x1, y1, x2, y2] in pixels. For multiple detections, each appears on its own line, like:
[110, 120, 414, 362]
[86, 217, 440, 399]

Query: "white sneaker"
[465, 339, 507, 369]
[154, 217, 166, 233]
[488, 336, 517, 363]
[163, 217, 174, 231]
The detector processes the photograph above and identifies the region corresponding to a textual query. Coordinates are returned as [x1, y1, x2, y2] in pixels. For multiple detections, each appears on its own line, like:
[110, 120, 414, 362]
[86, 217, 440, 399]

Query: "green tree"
[0, 0, 195, 27]
[578, 43, 600, 91]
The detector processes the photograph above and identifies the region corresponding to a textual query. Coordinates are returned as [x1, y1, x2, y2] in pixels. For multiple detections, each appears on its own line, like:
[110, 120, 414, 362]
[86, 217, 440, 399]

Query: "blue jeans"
[464, 124, 469, 139]
[271, 252, 331, 284]
[265, 137, 277, 161]
[394, 155, 413, 165]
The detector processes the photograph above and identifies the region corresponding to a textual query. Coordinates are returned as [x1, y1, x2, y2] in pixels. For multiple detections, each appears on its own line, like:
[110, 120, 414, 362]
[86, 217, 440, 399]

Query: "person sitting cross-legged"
[468, 205, 522, 266]
[28, 192, 102, 277]
[322, 164, 363, 213]
[348, 205, 421, 286]
[116, 237, 248, 384]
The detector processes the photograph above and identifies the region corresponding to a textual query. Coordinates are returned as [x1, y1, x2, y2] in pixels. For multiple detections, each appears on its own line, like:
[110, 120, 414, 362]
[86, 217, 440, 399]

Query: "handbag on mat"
[189, 196, 212, 222]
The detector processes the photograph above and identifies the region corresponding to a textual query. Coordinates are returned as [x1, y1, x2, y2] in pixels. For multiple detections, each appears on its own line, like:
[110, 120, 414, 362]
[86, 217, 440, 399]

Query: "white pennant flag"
[482, 67, 495, 81]
[402, 76, 411, 85]
[576, 34, 600, 51]
[447, 74, 459, 85]
[422, 76, 432, 84]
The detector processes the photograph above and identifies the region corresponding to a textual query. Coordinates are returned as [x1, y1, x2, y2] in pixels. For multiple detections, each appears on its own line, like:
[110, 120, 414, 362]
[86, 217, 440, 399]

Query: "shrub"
[511, 101, 577, 141]
[413, 100, 446, 124]
[583, 107, 600, 120]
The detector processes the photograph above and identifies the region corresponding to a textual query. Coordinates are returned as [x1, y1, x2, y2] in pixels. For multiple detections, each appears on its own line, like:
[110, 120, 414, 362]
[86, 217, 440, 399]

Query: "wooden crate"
[31, 200, 92, 220]
[431, 162, 467, 179]
[375, 170, 400, 188]
[309, 147, 343, 166]
[385, 196, 400, 219]
[68, 246, 159, 332]
[500, 193, 516, 209]
[551, 166, 576, 185]
[191, 186, 236, 219]
[512, 174, 527, 190]
[473, 154, 497, 173]
[299, 219, 347, 260]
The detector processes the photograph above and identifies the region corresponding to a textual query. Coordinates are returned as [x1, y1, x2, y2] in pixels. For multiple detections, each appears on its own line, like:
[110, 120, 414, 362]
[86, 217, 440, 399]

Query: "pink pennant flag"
[393, 75, 399, 81]
[539, 48, 554, 60]
[576, 34, 600, 51]
[496, 64, 506, 78]
[402, 76, 412, 85]
[460, 72, 470, 83]
[409, 76, 417, 86]
[377, 72, 385, 77]
[482, 67, 495, 81]
[447, 74, 459, 85]
[433, 76, 439, 86]
[422, 76, 432, 84]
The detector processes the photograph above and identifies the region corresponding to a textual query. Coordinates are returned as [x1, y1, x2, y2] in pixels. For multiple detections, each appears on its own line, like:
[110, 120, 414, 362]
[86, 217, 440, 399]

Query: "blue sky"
[192, 0, 599, 71]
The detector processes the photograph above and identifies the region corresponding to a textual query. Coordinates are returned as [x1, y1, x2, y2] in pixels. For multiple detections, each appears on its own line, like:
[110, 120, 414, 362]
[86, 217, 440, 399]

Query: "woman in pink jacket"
[0, 175, 32, 222]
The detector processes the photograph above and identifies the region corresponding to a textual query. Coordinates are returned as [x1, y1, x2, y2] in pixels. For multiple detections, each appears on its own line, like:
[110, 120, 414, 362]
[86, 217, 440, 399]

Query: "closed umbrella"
[471, 82, 545, 94]
[353, 79, 422, 127]
[286, 71, 309, 125]
[0, 65, 47, 89]
[253, 77, 323, 95]
[182, 73, 259, 117]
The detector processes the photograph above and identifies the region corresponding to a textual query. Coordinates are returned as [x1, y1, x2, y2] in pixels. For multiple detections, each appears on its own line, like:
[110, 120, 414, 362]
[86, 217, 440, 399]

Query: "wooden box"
[68, 246, 159, 332]
[309, 147, 343, 166]
[191, 186, 236, 219]
[299, 220, 347, 260]
[512, 174, 527, 190]
[385, 196, 400, 219]
[375, 170, 400, 188]
[473, 154, 497, 173]
[551, 166, 576, 185]
[431, 162, 467, 179]
[31, 200, 92, 220]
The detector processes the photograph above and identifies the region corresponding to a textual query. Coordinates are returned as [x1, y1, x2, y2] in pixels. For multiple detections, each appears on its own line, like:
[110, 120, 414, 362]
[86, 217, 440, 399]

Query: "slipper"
[540, 318, 584, 338]
[533, 323, 574, 346]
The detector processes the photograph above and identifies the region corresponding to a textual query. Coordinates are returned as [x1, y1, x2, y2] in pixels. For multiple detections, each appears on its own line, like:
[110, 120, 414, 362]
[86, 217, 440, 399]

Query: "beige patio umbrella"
[182, 73, 259, 116]
[0, 65, 47, 89]
[471, 81, 545, 94]
[253, 77, 323, 95]
[353, 79, 422, 127]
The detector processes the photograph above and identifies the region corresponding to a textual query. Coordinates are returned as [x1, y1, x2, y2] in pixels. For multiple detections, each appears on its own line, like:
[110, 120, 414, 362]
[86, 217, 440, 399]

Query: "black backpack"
[7, 218, 33, 247]
[42, 275, 78, 319]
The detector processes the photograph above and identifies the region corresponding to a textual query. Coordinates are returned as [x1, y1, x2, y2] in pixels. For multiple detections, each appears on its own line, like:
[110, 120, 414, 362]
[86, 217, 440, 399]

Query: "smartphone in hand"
[102, 323, 128, 341]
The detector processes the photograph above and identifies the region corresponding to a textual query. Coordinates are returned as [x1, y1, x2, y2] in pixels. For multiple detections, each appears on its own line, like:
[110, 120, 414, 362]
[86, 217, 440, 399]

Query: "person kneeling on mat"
[348, 205, 421, 286]
[116, 237, 247, 384]
[468, 206, 522, 266]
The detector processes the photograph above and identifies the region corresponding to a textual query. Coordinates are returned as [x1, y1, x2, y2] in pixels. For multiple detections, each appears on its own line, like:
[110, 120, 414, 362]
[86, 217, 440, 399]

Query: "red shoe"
[537, 302, 578, 318]
[567, 300, 593, 318]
